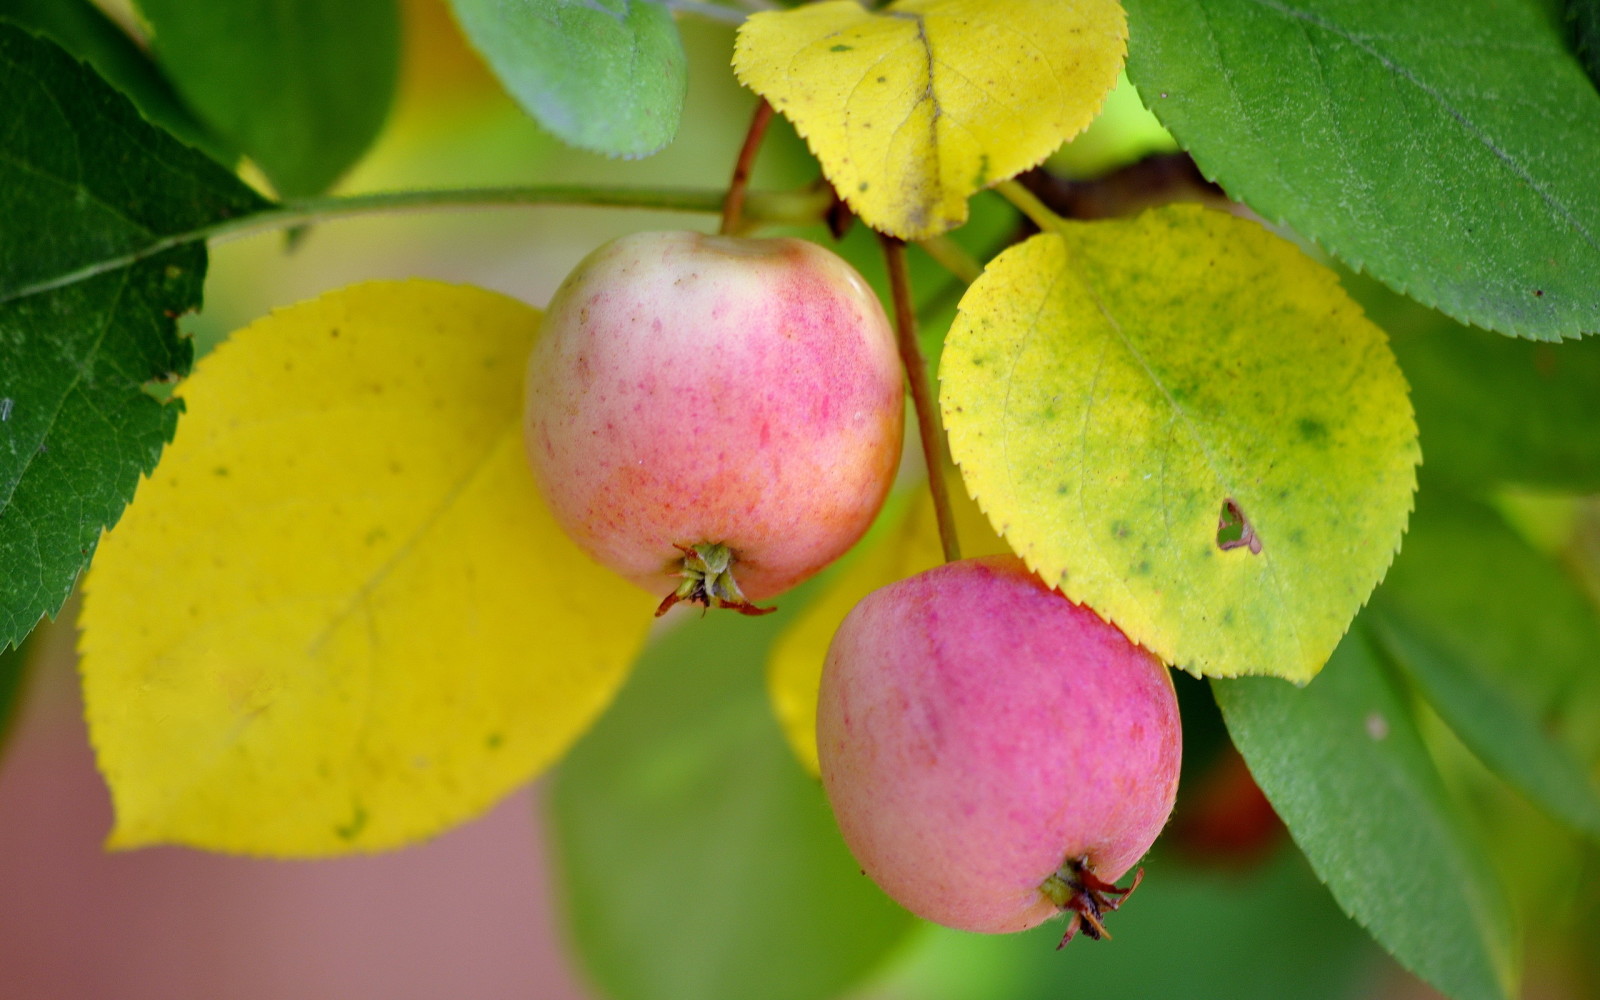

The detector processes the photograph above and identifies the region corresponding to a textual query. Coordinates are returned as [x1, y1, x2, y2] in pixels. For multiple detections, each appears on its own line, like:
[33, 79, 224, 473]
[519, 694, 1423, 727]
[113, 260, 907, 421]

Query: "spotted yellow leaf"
[733, 0, 1125, 239]
[941, 205, 1418, 682]
[768, 475, 1008, 774]
[79, 281, 655, 856]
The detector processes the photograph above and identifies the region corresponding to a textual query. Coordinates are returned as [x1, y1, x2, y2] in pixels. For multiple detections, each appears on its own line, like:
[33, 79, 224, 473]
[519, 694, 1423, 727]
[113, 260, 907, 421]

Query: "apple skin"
[523, 231, 904, 605]
[818, 555, 1181, 935]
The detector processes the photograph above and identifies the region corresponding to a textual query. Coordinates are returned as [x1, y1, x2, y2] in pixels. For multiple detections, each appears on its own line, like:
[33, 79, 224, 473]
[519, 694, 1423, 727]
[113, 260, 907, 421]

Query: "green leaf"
[888, 847, 1383, 1000]
[0, 24, 267, 299]
[1124, 0, 1600, 340]
[449, 0, 687, 158]
[0, 23, 266, 652]
[0, 0, 229, 162]
[134, 0, 399, 196]
[549, 611, 915, 1000]
[1214, 629, 1518, 1000]
[1385, 298, 1600, 493]
[1369, 487, 1600, 839]
[1373, 618, 1600, 843]
[940, 204, 1418, 682]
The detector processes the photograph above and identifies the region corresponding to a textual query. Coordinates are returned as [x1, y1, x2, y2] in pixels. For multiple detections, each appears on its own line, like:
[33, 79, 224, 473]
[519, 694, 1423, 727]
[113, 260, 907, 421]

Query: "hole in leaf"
[1217, 498, 1262, 554]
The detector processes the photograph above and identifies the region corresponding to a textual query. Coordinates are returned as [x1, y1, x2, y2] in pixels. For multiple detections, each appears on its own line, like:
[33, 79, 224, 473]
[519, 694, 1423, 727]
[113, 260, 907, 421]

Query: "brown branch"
[1015, 152, 1229, 224]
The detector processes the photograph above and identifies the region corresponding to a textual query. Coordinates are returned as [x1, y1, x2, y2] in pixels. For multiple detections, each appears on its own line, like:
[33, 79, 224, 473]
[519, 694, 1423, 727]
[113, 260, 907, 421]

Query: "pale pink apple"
[523, 231, 903, 613]
[818, 555, 1181, 942]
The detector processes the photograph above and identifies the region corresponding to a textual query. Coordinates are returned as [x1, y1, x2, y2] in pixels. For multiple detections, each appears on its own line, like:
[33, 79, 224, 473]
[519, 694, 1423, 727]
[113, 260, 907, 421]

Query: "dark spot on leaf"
[1297, 417, 1327, 443]
[330, 327, 341, 337]
[877, 76, 887, 83]
[213, 466, 229, 477]
[335, 803, 368, 840]
[830, 44, 852, 52]
[1534, 289, 1544, 297]
[859, 181, 869, 192]
[1217, 498, 1262, 554]
[486, 732, 505, 749]
[1111, 520, 1131, 539]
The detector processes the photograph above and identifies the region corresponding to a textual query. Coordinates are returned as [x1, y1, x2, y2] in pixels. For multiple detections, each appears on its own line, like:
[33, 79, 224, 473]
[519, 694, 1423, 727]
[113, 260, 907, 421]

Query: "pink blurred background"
[0, 615, 593, 1000]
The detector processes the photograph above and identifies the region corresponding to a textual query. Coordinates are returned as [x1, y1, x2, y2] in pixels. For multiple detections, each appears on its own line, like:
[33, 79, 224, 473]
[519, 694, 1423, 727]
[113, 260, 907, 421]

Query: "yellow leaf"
[733, 0, 1125, 240]
[940, 205, 1419, 683]
[79, 281, 655, 856]
[767, 475, 1008, 774]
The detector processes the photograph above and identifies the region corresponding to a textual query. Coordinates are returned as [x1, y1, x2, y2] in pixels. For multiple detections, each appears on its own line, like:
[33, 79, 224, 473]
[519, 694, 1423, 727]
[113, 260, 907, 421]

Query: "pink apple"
[523, 231, 904, 613]
[818, 555, 1181, 942]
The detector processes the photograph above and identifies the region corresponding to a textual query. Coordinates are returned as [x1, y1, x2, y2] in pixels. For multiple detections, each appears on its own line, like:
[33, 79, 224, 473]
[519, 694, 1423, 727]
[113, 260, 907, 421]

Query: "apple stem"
[879, 235, 962, 563]
[721, 99, 776, 237]
[654, 543, 776, 617]
[1039, 856, 1144, 948]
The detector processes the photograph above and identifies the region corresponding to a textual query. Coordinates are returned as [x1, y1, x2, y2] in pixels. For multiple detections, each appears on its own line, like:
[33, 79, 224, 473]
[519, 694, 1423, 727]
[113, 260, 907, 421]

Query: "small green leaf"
[0, 0, 229, 162]
[1387, 299, 1600, 492]
[940, 205, 1418, 682]
[134, 0, 400, 196]
[1215, 629, 1518, 1000]
[1370, 487, 1600, 839]
[449, 0, 687, 158]
[0, 24, 267, 652]
[1125, 0, 1600, 340]
[550, 611, 915, 1000]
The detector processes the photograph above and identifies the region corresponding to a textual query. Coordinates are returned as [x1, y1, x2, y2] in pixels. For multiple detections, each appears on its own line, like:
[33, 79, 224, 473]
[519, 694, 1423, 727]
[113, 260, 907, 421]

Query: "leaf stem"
[995, 179, 1065, 235]
[2, 184, 833, 305]
[914, 234, 983, 284]
[721, 99, 775, 236]
[880, 235, 961, 563]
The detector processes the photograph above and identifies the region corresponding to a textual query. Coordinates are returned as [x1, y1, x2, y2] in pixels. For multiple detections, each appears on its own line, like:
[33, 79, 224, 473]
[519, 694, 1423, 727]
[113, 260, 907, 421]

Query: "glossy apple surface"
[524, 231, 903, 607]
[818, 555, 1181, 936]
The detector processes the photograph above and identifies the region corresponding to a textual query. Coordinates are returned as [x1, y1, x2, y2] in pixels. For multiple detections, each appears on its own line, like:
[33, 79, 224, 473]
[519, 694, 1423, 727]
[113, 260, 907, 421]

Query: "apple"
[523, 231, 904, 613]
[818, 555, 1181, 942]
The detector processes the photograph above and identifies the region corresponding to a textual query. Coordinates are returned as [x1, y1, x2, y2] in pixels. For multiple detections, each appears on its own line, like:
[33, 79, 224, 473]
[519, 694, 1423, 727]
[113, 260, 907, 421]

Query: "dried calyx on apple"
[523, 230, 904, 615]
[818, 556, 1182, 945]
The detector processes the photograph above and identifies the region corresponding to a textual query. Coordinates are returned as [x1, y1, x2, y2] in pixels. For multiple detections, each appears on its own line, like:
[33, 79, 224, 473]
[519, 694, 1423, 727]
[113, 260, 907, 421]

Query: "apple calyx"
[654, 543, 776, 618]
[1040, 856, 1144, 947]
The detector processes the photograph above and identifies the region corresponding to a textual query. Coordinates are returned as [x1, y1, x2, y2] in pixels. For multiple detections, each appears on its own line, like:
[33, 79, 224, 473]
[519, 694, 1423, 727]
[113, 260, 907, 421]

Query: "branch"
[2, 184, 833, 305]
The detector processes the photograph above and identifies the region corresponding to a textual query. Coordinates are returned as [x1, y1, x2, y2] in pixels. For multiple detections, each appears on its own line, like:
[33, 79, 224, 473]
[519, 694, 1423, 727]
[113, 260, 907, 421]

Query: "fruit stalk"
[880, 235, 961, 562]
[720, 99, 775, 236]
